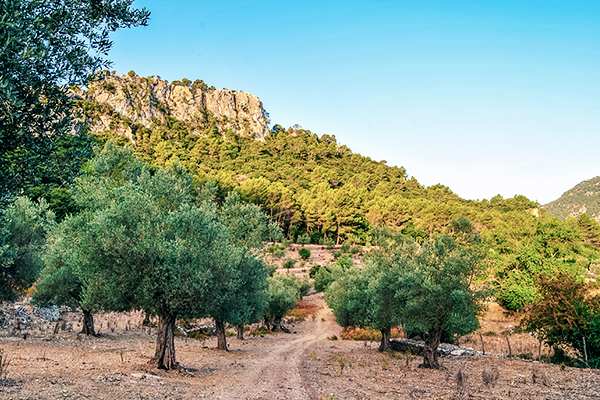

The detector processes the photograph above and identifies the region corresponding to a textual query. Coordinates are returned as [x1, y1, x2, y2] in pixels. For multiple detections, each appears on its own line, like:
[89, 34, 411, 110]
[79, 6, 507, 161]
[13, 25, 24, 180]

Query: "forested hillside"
[71, 74, 600, 316]
[545, 176, 600, 223]
[76, 74, 543, 244]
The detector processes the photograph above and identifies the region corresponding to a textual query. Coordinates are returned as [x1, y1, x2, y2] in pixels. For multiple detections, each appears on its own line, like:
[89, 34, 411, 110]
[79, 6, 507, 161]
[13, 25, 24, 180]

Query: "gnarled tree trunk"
[80, 309, 97, 336]
[215, 320, 228, 350]
[378, 327, 391, 352]
[421, 328, 442, 368]
[149, 306, 177, 370]
[237, 324, 244, 340]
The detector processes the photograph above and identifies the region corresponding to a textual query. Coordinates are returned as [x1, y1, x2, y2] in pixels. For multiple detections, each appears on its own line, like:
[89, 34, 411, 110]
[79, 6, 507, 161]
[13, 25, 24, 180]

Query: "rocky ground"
[1, 293, 599, 400]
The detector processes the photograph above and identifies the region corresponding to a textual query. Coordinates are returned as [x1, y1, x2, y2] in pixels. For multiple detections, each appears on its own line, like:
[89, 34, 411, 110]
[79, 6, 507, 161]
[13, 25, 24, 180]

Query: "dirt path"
[215, 294, 338, 400]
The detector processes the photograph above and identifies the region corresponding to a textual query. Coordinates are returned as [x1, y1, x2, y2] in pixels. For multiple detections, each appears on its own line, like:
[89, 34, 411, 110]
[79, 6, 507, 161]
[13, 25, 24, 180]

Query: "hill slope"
[72, 72, 600, 311]
[76, 74, 544, 244]
[544, 177, 600, 223]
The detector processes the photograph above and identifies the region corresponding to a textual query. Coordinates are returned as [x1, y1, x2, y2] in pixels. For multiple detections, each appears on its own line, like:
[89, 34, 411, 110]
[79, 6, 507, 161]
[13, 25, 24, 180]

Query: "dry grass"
[454, 366, 468, 399]
[286, 300, 320, 322]
[459, 302, 550, 359]
[339, 326, 402, 341]
[482, 364, 499, 388]
[0, 348, 10, 380]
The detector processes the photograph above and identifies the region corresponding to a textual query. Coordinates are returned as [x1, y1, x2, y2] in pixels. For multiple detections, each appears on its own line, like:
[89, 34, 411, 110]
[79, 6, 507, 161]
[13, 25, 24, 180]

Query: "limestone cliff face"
[78, 74, 269, 141]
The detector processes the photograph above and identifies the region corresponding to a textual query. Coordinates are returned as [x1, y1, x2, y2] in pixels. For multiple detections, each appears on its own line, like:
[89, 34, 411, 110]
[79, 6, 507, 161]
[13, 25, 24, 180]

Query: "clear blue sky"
[108, 0, 600, 205]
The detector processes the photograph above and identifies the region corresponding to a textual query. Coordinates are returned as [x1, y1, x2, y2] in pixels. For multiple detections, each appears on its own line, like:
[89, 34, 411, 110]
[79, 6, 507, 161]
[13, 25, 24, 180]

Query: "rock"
[34, 305, 60, 322]
[130, 373, 161, 380]
[390, 339, 490, 357]
[76, 75, 269, 141]
[0, 305, 34, 328]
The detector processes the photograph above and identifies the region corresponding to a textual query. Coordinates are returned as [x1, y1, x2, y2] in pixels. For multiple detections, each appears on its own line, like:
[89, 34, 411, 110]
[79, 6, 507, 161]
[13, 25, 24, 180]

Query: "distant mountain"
[544, 177, 600, 222]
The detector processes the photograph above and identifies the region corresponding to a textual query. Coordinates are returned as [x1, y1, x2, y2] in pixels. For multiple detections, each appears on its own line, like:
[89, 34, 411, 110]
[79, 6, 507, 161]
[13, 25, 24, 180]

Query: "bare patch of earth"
[1, 293, 599, 399]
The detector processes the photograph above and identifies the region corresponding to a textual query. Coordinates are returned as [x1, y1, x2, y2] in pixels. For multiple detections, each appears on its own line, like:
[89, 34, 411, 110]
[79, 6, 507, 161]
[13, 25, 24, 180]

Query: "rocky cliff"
[74, 74, 269, 141]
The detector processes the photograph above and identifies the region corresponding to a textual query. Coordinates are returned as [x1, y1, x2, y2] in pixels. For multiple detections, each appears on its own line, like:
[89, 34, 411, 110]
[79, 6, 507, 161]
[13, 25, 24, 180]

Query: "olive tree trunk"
[80, 309, 97, 336]
[421, 328, 442, 368]
[149, 307, 177, 370]
[378, 327, 391, 352]
[215, 320, 228, 350]
[237, 324, 244, 340]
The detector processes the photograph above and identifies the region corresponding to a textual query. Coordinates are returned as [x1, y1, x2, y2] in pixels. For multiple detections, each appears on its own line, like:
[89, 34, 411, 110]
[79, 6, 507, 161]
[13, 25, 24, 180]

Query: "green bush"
[268, 244, 286, 259]
[314, 264, 342, 293]
[340, 241, 351, 253]
[309, 265, 322, 279]
[299, 248, 311, 260]
[335, 254, 353, 270]
[297, 277, 312, 297]
[350, 245, 363, 254]
[323, 237, 335, 249]
[273, 248, 286, 259]
[266, 263, 277, 277]
[283, 258, 296, 270]
[297, 233, 311, 245]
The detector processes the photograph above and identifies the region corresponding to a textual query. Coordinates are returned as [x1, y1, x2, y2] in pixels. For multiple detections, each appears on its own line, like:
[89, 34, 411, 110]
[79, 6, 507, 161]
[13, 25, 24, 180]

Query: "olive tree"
[49, 143, 278, 368]
[64, 168, 235, 369]
[0, 197, 54, 302]
[325, 260, 400, 352]
[206, 193, 281, 349]
[0, 0, 149, 199]
[32, 215, 98, 335]
[326, 230, 485, 362]
[32, 142, 143, 336]
[393, 235, 485, 368]
[264, 274, 308, 331]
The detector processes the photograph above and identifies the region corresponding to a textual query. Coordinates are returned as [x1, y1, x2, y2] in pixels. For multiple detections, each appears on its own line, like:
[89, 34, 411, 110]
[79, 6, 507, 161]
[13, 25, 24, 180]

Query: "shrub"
[309, 265, 322, 279]
[286, 301, 319, 322]
[310, 231, 323, 244]
[350, 245, 363, 254]
[268, 244, 286, 259]
[273, 248, 286, 259]
[297, 277, 312, 297]
[314, 265, 342, 292]
[297, 233, 311, 245]
[283, 258, 296, 271]
[335, 254, 353, 270]
[521, 272, 600, 367]
[266, 263, 277, 277]
[128, 70, 136, 77]
[340, 326, 402, 341]
[340, 241, 351, 253]
[323, 237, 335, 249]
[299, 248, 311, 260]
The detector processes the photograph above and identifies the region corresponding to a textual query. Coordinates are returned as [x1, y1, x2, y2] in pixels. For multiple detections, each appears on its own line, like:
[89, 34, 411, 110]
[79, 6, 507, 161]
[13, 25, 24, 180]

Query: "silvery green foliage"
[0, 0, 149, 197]
[0, 196, 54, 302]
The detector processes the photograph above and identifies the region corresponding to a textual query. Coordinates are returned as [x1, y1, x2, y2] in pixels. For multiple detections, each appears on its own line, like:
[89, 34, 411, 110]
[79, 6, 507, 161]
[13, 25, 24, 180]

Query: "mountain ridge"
[544, 176, 600, 223]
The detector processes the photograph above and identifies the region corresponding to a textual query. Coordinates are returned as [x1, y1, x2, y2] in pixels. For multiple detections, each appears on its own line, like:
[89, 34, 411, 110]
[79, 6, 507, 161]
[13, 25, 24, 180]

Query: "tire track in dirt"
[216, 294, 338, 400]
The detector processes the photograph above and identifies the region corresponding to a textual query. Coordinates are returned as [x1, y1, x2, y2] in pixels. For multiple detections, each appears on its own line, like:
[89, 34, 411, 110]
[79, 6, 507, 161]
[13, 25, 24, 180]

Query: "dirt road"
[215, 297, 335, 400]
